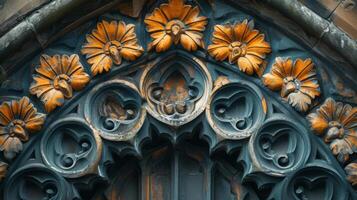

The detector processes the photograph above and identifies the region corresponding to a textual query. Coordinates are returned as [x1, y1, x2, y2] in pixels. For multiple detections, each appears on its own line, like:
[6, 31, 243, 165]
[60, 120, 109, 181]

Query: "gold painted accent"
[307, 98, 357, 163]
[30, 54, 90, 113]
[0, 161, 7, 182]
[208, 20, 271, 76]
[261, 97, 267, 114]
[0, 97, 46, 159]
[82, 20, 144, 76]
[144, 0, 208, 52]
[263, 57, 320, 112]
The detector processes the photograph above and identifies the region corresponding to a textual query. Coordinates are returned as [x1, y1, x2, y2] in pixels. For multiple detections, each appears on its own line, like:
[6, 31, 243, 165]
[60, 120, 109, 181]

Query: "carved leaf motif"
[144, 0, 208, 52]
[263, 57, 320, 112]
[30, 54, 90, 113]
[208, 20, 271, 76]
[82, 20, 144, 76]
[307, 98, 357, 163]
[0, 97, 46, 159]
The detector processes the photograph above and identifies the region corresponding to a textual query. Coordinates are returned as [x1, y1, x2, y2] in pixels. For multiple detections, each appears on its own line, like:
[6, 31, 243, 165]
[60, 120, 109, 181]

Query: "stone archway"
[0, 0, 356, 199]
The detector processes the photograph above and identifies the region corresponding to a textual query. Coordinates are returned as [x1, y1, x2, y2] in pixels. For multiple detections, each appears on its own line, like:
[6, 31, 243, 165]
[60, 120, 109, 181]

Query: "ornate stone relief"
[249, 116, 311, 176]
[273, 164, 348, 199]
[144, 0, 207, 52]
[0, 0, 356, 199]
[206, 77, 267, 139]
[83, 79, 146, 141]
[140, 54, 212, 126]
[30, 54, 90, 112]
[208, 20, 271, 76]
[4, 164, 80, 200]
[308, 98, 357, 163]
[40, 117, 102, 178]
[263, 57, 320, 112]
[81, 20, 144, 76]
[0, 97, 45, 159]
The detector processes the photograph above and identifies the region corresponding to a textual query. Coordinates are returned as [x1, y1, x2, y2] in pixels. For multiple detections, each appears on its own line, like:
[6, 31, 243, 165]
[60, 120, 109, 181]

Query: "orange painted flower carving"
[0, 97, 46, 159]
[30, 54, 90, 113]
[307, 98, 357, 163]
[208, 20, 271, 76]
[144, 0, 208, 52]
[262, 57, 320, 112]
[82, 20, 144, 76]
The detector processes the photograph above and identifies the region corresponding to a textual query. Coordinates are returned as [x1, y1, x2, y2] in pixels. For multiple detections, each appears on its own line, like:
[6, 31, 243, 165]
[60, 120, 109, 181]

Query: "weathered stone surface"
[299, 0, 342, 19]
[331, 0, 357, 39]
[0, 0, 49, 36]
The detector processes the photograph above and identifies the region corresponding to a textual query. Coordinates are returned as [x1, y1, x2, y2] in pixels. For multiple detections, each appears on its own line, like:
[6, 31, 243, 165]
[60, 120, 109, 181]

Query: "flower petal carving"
[82, 20, 144, 76]
[307, 98, 357, 163]
[144, 0, 208, 52]
[0, 97, 46, 159]
[30, 54, 90, 113]
[208, 20, 271, 76]
[263, 57, 320, 112]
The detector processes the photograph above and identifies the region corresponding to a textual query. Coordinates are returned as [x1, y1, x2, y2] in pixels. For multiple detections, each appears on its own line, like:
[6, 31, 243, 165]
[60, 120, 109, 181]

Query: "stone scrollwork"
[249, 117, 311, 176]
[275, 165, 348, 200]
[144, 0, 208, 52]
[30, 54, 90, 113]
[81, 20, 144, 76]
[40, 117, 102, 178]
[263, 57, 320, 112]
[4, 164, 80, 200]
[83, 79, 146, 141]
[307, 98, 357, 163]
[140, 55, 212, 126]
[206, 77, 267, 139]
[208, 20, 271, 76]
[2, 0, 357, 197]
[0, 97, 46, 159]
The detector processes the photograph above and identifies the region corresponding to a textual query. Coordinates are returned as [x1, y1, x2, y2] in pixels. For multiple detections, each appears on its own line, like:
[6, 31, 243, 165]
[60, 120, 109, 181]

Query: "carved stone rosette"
[140, 54, 212, 126]
[81, 20, 144, 76]
[144, 0, 208, 52]
[83, 79, 146, 141]
[206, 78, 267, 139]
[40, 117, 102, 178]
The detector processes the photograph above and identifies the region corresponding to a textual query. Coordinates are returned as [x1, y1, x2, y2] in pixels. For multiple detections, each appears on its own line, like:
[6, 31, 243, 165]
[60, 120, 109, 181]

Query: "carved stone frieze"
[0, 0, 356, 198]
